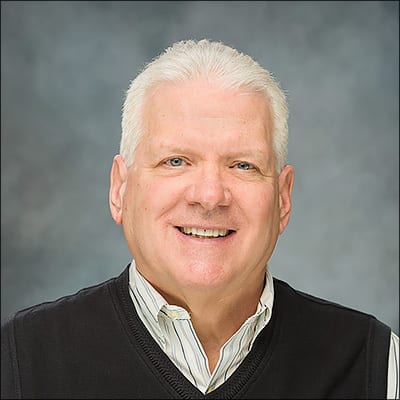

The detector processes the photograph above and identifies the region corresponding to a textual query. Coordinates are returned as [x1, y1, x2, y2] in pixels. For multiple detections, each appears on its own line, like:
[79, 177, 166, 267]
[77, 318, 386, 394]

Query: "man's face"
[110, 80, 294, 301]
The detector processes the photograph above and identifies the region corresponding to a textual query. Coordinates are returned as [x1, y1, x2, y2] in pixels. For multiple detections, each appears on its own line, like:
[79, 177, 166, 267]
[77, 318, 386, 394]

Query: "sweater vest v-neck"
[1, 265, 390, 399]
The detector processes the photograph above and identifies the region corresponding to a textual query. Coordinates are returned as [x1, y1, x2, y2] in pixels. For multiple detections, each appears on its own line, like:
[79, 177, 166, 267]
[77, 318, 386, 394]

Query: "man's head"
[120, 39, 289, 173]
[109, 39, 294, 305]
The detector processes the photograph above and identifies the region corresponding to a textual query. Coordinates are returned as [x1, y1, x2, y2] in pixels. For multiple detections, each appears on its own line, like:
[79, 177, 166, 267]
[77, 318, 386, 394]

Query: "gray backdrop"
[1, 1, 398, 334]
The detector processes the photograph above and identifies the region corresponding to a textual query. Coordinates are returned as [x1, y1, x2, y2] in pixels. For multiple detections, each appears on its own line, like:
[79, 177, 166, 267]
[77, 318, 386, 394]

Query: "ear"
[277, 165, 295, 234]
[109, 155, 128, 225]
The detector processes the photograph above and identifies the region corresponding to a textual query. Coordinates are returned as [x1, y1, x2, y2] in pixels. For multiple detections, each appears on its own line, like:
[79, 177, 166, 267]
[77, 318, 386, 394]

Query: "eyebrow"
[156, 145, 269, 163]
[226, 149, 269, 161]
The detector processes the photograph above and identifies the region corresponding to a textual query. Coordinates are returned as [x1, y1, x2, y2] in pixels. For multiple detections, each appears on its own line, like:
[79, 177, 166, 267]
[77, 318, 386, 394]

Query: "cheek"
[127, 178, 183, 220]
[250, 186, 278, 216]
[122, 179, 147, 225]
[247, 189, 280, 235]
[251, 192, 281, 251]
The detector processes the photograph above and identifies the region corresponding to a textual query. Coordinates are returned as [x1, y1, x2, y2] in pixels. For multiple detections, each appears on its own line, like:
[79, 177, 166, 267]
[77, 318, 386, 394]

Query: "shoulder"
[272, 277, 391, 338]
[2, 266, 130, 343]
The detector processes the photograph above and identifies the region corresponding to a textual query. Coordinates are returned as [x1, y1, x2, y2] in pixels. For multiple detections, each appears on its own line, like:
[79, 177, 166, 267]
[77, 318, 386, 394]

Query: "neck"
[157, 277, 265, 373]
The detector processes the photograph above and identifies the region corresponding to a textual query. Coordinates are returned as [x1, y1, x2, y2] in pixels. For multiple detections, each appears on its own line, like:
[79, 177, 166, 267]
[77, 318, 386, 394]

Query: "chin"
[176, 262, 231, 289]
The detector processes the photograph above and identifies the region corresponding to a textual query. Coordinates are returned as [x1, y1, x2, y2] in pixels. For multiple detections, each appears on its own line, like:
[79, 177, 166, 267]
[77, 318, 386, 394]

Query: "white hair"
[121, 39, 288, 172]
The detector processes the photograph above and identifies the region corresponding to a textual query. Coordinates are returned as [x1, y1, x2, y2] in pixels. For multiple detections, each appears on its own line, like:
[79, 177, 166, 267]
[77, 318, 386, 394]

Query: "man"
[2, 39, 398, 399]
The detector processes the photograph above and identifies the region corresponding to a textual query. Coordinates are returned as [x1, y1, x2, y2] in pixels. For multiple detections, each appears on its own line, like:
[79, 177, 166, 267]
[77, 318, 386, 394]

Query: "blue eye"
[166, 157, 184, 167]
[235, 162, 254, 170]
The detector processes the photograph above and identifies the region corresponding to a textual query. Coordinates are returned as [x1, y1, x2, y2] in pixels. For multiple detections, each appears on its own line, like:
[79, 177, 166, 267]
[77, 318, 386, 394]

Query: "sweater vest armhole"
[367, 318, 391, 399]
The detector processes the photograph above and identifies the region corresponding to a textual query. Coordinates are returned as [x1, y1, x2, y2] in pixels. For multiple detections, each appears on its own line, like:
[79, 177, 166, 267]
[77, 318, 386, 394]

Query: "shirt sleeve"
[387, 331, 399, 399]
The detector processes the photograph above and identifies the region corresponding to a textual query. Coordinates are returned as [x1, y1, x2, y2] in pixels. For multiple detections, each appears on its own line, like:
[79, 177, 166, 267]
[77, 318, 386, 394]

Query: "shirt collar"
[129, 259, 169, 323]
[129, 258, 274, 323]
[256, 267, 274, 316]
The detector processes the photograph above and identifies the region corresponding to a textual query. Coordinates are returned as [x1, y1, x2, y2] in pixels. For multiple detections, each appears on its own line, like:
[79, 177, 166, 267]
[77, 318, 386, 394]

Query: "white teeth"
[180, 227, 230, 238]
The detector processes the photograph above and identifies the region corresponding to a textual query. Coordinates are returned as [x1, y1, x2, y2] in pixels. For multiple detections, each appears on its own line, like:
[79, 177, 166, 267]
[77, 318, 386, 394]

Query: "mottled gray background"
[1, 1, 398, 334]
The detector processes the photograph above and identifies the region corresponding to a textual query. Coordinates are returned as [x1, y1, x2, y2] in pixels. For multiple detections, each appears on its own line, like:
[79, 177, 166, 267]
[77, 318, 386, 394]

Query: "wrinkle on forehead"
[145, 79, 270, 117]
[140, 79, 274, 160]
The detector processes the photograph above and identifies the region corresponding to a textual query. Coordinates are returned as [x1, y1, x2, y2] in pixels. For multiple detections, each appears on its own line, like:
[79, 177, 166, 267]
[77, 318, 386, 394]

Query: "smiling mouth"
[177, 226, 235, 238]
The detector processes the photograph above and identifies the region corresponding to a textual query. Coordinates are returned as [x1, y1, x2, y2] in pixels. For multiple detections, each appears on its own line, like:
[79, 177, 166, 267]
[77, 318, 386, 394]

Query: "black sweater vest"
[1, 266, 390, 399]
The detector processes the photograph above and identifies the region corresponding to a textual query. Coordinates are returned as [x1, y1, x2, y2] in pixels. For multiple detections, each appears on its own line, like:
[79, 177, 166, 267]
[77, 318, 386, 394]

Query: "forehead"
[140, 80, 273, 151]
[144, 79, 270, 118]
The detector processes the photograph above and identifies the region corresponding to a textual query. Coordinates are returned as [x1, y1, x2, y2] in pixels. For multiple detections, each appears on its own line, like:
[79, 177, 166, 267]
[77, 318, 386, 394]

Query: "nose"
[184, 165, 232, 211]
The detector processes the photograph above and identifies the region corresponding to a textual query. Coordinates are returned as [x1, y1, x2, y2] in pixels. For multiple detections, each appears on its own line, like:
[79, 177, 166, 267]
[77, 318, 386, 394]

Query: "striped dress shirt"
[128, 260, 399, 397]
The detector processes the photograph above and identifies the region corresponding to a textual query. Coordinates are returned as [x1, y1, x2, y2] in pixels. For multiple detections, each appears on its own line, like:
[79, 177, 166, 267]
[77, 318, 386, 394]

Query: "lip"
[176, 225, 235, 231]
[174, 225, 236, 241]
